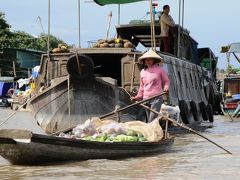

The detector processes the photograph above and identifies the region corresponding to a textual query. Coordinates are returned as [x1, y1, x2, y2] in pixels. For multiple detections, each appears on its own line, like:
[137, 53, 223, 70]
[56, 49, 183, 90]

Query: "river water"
[0, 109, 239, 180]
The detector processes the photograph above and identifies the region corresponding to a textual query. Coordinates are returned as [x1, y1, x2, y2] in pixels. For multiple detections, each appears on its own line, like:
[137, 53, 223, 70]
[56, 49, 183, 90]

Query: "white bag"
[160, 104, 180, 122]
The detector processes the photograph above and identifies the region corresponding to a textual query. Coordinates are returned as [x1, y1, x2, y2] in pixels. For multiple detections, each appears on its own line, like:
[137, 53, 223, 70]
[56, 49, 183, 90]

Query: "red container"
[226, 103, 238, 109]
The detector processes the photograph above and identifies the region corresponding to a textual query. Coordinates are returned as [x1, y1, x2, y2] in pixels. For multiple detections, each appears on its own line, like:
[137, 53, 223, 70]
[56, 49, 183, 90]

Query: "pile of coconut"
[52, 44, 70, 53]
[92, 38, 135, 49]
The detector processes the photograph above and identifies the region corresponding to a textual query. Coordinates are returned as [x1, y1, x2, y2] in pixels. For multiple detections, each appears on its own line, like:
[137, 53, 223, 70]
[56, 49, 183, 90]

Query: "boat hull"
[0, 133, 174, 165]
[29, 76, 136, 134]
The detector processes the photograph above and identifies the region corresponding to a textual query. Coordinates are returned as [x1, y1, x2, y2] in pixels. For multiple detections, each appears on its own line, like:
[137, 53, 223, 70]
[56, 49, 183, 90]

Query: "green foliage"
[226, 64, 240, 74]
[0, 12, 13, 51]
[34, 33, 66, 51]
[0, 11, 67, 53]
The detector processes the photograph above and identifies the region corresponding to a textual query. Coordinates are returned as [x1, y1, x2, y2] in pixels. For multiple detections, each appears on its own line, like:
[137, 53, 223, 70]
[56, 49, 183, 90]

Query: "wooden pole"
[177, 0, 182, 58]
[28, 68, 31, 78]
[140, 103, 233, 155]
[149, 0, 154, 49]
[99, 92, 166, 119]
[48, 0, 51, 56]
[67, 75, 71, 128]
[12, 61, 16, 78]
[130, 54, 136, 92]
[106, 11, 112, 40]
[118, 4, 121, 25]
[78, 0, 81, 48]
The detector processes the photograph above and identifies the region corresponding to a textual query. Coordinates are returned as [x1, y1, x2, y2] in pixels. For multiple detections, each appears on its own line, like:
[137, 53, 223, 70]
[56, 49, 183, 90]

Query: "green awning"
[94, 0, 145, 6]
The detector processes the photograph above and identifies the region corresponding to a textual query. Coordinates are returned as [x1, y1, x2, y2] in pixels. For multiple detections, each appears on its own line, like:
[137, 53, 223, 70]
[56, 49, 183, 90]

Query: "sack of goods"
[160, 104, 180, 123]
[58, 117, 164, 143]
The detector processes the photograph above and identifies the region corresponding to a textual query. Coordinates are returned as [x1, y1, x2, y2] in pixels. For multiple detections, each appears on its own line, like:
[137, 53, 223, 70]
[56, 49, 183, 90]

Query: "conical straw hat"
[138, 49, 163, 63]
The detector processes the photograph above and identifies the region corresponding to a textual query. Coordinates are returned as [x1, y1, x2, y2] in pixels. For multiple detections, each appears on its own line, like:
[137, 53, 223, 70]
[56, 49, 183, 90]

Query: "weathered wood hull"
[0, 130, 174, 165]
[29, 77, 135, 134]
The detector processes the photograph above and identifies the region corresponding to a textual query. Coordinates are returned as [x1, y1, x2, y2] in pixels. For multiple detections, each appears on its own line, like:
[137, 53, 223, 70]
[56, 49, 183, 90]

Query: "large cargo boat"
[29, 1, 218, 134]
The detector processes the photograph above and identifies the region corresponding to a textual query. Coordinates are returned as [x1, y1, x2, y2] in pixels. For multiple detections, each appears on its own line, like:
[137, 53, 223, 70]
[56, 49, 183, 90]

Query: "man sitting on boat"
[131, 49, 170, 122]
[160, 5, 175, 53]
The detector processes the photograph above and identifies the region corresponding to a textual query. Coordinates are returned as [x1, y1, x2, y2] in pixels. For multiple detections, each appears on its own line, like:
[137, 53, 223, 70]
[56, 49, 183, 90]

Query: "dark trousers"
[161, 37, 170, 53]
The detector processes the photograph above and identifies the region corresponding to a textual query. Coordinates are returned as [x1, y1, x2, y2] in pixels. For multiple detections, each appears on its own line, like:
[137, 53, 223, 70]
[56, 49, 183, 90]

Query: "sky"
[0, 0, 240, 69]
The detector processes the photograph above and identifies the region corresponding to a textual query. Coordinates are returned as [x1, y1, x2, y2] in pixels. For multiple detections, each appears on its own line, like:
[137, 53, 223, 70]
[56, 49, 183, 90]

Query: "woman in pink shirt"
[131, 49, 170, 122]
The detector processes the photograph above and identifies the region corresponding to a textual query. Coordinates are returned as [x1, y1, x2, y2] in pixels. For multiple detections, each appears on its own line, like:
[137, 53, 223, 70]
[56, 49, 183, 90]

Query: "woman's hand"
[163, 87, 169, 96]
[130, 96, 141, 101]
[163, 87, 169, 92]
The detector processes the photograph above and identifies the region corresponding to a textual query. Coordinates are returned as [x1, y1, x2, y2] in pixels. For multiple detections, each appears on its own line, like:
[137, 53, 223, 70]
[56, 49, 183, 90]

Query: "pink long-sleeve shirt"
[134, 64, 170, 99]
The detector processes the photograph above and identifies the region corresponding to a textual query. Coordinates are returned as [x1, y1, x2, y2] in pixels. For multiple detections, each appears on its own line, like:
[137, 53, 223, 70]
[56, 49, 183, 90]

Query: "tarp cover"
[91, 117, 163, 142]
[94, 0, 145, 6]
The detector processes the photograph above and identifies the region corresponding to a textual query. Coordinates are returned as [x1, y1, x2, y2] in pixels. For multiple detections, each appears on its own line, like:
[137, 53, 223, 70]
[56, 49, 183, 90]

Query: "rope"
[0, 97, 34, 127]
[75, 53, 81, 74]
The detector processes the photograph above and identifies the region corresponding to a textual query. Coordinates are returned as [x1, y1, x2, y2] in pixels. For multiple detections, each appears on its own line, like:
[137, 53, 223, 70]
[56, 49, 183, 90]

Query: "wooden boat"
[29, 1, 219, 135]
[0, 129, 174, 165]
[221, 74, 240, 117]
[220, 43, 240, 117]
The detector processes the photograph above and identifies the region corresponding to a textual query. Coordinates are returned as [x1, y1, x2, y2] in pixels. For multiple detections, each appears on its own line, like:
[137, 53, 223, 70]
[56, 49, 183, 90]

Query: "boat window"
[178, 71, 182, 85]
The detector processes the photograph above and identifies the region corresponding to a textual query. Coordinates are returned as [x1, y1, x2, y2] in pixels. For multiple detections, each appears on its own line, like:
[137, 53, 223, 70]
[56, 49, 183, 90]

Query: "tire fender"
[179, 100, 189, 124]
[206, 104, 214, 122]
[66, 54, 94, 81]
[199, 101, 208, 121]
[190, 101, 199, 122]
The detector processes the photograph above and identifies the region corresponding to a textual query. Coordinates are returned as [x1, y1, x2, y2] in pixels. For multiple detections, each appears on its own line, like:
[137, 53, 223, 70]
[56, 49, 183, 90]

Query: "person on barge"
[160, 5, 175, 53]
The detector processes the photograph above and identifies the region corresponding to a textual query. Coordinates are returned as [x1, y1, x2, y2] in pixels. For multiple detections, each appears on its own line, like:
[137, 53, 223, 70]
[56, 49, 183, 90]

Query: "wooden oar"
[50, 92, 166, 136]
[99, 92, 166, 119]
[140, 103, 233, 155]
[0, 97, 34, 127]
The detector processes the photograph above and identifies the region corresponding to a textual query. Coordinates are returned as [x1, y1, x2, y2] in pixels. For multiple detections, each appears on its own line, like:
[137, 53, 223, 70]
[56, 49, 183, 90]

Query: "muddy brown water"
[0, 108, 239, 180]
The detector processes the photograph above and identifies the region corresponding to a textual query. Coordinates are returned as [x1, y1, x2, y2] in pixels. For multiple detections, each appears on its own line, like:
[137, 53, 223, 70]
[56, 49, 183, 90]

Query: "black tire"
[208, 84, 215, 110]
[199, 101, 208, 121]
[66, 54, 94, 81]
[1, 98, 9, 106]
[190, 101, 199, 121]
[179, 100, 189, 124]
[207, 104, 214, 122]
[214, 93, 223, 115]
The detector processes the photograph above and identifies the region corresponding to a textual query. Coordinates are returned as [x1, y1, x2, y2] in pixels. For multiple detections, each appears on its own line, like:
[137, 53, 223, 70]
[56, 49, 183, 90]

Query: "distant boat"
[0, 77, 15, 107]
[220, 43, 240, 117]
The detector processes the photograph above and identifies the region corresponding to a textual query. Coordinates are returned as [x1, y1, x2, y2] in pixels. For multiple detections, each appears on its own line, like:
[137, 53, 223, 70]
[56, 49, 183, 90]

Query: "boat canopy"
[229, 43, 240, 53]
[94, 0, 145, 6]
[221, 43, 240, 53]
